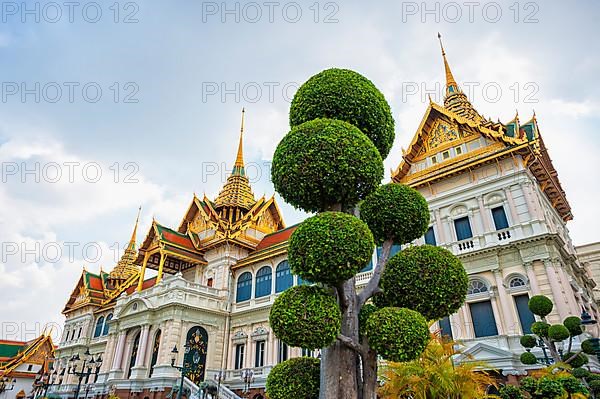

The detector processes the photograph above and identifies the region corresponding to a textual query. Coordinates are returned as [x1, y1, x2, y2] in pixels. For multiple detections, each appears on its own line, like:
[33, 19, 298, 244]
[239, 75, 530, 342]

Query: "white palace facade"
[46, 44, 600, 399]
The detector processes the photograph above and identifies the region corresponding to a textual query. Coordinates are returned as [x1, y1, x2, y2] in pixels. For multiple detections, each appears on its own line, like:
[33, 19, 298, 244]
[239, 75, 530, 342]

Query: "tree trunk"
[361, 347, 378, 399]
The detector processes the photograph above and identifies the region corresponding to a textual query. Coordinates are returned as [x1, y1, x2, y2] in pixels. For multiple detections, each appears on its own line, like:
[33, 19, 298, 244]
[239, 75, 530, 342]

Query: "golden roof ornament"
[108, 207, 141, 282]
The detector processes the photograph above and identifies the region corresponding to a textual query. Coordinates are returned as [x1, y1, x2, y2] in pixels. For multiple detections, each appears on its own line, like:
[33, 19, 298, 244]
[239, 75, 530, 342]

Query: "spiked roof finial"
[438, 33, 459, 96]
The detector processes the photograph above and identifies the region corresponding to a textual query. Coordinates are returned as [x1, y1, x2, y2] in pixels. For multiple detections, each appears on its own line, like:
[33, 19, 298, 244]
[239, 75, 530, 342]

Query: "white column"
[135, 325, 151, 367]
[494, 270, 518, 335]
[503, 187, 520, 224]
[544, 259, 569, 320]
[477, 196, 492, 233]
[490, 294, 505, 335]
[111, 331, 127, 370]
[557, 264, 580, 316]
[524, 262, 541, 295]
[434, 209, 446, 243]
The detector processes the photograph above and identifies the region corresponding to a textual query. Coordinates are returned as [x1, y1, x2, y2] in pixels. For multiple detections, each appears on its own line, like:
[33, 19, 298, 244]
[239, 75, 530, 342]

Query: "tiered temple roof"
[392, 35, 572, 222]
[0, 334, 54, 378]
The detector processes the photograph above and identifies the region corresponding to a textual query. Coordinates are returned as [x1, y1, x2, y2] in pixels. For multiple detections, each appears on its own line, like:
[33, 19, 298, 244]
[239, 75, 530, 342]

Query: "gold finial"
[127, 206, 141, 250]
[437, 33, 458, 95]
[234, 108, 246, 172]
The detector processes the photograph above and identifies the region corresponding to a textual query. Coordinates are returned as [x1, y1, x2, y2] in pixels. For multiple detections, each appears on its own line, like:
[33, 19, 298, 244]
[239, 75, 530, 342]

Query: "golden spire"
[214, 108, 255, 210]
[108, 208, 141, 284]
[438, 33, 459, 95]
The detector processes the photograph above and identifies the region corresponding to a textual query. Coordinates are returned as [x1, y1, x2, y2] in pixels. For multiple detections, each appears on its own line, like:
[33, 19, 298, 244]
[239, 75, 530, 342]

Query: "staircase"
[181, 376, 242, 399]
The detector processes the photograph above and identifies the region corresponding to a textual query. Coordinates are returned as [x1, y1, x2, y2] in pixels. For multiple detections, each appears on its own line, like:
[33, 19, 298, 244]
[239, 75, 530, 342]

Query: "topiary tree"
[498, 385, 525, 399]
[517, 295, 588, 368]
[268, 68, 468, 399]
[266, 357, 320, 399]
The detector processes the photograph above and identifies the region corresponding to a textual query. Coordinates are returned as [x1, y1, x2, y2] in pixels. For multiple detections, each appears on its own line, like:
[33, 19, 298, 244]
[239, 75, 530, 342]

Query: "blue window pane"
[94, 316, 104, 338]
[275, 261, 293, 293]
[390, 244, 402, 257]
[469, 301, 498, 337]
[255, 266, 272, 298]
[425, 227, 437, 246]
[102, 314, 113, 336]
[236, 272, 252, 302]
[492, 206, 509, 230]
[439, 316, 452, 339]
[454, 216, 473, 241]
[514, 294, 535, 334]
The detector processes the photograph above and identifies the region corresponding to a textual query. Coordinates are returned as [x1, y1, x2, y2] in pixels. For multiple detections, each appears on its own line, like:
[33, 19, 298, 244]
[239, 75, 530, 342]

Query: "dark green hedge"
[520, 335, 537, 348]
[289, 68, 395, 158]
[562, 352, 589, 368]
[288, 212, 374, 285]
[269, 285, 341, 349]
[581, 338, 598, 355]
[271, 118, 383, 213]
[528, 295, 553, 317]
[359, 183, 430, 245]
[499, 385, 525, 399]
[563, 316, 583, 336]
[375, 245, 468, 320]
[548, 324, 570, 341]
[366, 307, 430, 362]
[265, 357, 320, 399]
[520, 351, 537, 365]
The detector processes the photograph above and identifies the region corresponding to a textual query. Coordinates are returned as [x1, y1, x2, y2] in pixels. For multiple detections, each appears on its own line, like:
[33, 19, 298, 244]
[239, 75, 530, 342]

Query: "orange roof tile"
[254, 225, 298, 251]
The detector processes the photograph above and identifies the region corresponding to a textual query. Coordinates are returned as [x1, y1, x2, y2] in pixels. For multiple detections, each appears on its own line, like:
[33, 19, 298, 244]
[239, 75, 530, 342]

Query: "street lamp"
[581, 309, 600, 359]
[241, 369, 254, 397]
[171, 344, 191, 399]
[67, 348, 102, 399]
[33, 368, 57, 398]
[0, 377, 16, 394]
[214, 370, 225, 398]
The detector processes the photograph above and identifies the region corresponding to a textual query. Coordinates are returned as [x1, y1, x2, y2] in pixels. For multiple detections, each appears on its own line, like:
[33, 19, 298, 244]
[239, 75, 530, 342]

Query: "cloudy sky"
[1, 0, 599, 341]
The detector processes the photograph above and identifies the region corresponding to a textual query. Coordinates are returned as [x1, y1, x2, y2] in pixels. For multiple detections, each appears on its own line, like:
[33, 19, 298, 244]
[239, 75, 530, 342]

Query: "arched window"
[148, 330, 161, 378]
[255, 267, 272, 298]
[236, 272, 252, 302]
[93, 316, 104, 338]
[467, 279, 489, 295]
[102, 314, 113, 336]
[275, 260, 293, 293]
[127, 331, 140, 379]
[509, 276, 527, 288]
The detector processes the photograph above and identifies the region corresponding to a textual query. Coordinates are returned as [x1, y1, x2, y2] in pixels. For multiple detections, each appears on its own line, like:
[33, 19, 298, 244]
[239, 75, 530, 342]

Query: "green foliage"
[271, 118, 383, 213]
[359, 303, 377, 339]
[498, 385, 525, 399]
[562, 352, 589, 368]
[270, 285, 341, 349]
[366, 307, 430, 362]
[581, 338, 598, 355]
[359, 183, 429, 245]
[563, 316, 583, 336]
[520, 335, 537, 348]
[375, 245, 468, 320]
[557, 375, 589, 394]
[289, 68, 395, 158]
[571, 367, 590, 379]
[520, 351, 538, 365]
[531, 321, 550, 338]
[265, 357, 320, 399]
[288, 211, 374, 285]
[528, 295, 553, 317]
[589, 379, 600, 395]
[520, 377, 537, 394]
[535, 377, 565, 398]
[548, 324, 570, 341]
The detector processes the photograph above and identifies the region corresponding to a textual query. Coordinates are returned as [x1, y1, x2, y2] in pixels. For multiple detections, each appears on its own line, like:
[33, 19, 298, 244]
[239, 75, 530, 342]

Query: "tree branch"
[358, 238, 394, 307]
[337, 334, 364, 355]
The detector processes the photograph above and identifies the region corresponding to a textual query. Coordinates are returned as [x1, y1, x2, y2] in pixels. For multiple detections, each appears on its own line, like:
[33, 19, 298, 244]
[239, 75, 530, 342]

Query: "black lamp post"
[33, 368, 57, 399]
[241, 369, 254, 397]
[171, 344, 192, 399]
[67, 348, 102, 399]
[0, 376, 16, 394]
[214, 370, 225, 399]
[581, 309, 600, 358]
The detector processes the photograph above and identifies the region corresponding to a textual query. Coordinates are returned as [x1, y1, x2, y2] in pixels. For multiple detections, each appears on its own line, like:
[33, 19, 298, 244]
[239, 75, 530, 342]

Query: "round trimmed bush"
[288, 212, 374, 285]
[558, 375, 589, 394]
[563, 316, 583, 336]
[562, 352, 589, 368]
[366, 307, 430, 362]
[528, 295, 553, 317]
[520, 351, 537, 365]
[374, 245, 468, 320]
[289, 68, 395, 158]
[498, 385, 525, 399]
[536, 377, 564, 399]
[531, 321, 550, 338]
[272, 118, 384, 213]
[589, 379, 600, 394]
[270, 285, 341, 349]
[359, 183, 429, 245]
[571, 367, 590, 379]
[581, 338, 598, 355]
[266, 357, 320, 399]
[520, 335, 537, 348]
[359, 303, 377, 339]
[548, 324, 570, 341]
